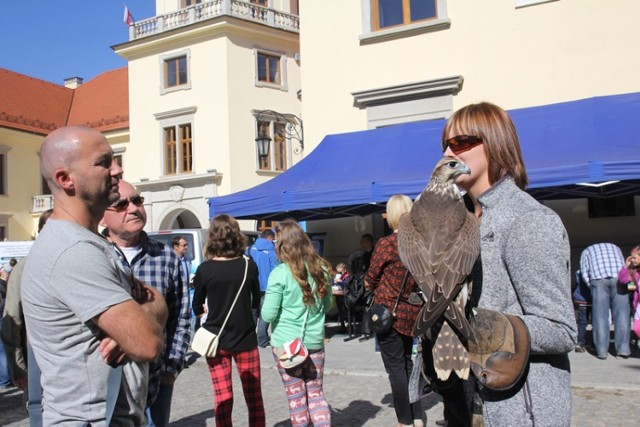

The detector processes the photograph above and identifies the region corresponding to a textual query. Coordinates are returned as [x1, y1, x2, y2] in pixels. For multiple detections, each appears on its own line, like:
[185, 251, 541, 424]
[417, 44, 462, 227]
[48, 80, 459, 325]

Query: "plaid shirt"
[111, 231, 191, 404]
[580, 243, 625, 284]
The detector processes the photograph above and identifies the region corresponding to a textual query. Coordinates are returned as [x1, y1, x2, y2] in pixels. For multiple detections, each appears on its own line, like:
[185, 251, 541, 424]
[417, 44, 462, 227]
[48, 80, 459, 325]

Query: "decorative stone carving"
[169, 185, 185, 202]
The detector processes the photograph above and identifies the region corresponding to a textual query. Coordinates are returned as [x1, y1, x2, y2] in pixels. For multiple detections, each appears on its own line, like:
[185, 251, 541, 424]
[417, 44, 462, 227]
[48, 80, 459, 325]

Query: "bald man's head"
[40, 126, 101, 189]
[39, 125, 123, 212]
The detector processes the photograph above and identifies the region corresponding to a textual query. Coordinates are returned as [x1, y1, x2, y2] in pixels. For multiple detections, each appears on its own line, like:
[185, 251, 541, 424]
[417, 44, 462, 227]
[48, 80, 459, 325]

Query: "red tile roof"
[68, 68, 129, 133]
[0, 68, 73, 134]
[0, 67, 129, 136]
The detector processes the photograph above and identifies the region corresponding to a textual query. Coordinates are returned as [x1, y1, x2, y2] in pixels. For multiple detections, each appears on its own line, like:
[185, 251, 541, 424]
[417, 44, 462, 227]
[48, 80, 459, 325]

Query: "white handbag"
[191, 327, 221, 358]
[191, 256, 249, 357]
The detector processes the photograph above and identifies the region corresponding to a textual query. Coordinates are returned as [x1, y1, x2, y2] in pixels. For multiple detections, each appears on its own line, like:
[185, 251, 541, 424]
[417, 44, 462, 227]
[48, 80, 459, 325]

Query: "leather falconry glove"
[467, 308, 530, 391]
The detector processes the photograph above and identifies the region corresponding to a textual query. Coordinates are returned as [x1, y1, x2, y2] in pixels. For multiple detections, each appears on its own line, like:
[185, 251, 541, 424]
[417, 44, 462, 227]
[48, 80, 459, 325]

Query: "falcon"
[398, 156, 480, 381]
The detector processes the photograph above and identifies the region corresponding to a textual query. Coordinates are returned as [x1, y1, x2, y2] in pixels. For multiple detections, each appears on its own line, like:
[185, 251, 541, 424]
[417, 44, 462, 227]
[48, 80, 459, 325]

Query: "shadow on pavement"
[331, 399, 382, 425]
[381, 391, 443, 413]
[169, 409, 215, 426]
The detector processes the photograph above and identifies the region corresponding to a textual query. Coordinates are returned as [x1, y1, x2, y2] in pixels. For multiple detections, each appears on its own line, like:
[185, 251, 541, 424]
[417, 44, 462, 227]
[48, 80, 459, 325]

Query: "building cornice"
[352, 76, 464, 107]
[133, 171, 221, 191]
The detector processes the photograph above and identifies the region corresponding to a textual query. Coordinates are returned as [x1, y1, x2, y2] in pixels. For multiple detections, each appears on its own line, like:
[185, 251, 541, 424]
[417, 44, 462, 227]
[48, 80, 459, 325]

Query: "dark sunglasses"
[108, 195, 145, 212]
[442, 135, 483, 154]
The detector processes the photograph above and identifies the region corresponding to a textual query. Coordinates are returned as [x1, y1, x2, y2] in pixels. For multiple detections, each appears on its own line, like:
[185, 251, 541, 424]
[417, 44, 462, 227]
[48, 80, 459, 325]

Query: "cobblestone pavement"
[2, 330, 639, 426]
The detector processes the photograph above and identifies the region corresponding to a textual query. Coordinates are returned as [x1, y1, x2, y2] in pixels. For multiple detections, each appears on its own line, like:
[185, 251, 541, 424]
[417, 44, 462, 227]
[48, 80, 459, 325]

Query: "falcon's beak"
[461, 164, 471, 175]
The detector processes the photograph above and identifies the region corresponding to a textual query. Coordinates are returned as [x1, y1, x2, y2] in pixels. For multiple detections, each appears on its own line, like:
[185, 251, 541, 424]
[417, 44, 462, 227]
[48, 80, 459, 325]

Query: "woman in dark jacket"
[192, 214, 265, 426]
[366, 194, 423, 427]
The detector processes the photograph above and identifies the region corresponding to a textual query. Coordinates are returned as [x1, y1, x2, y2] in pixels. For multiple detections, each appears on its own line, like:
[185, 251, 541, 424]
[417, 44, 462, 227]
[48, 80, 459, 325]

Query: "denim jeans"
[0, 312, 12, 387]
[146, 382, 175, 427]
[575, 303, 591, 347]
[256, 293, 270, 347]
[590, 278, 630, 357]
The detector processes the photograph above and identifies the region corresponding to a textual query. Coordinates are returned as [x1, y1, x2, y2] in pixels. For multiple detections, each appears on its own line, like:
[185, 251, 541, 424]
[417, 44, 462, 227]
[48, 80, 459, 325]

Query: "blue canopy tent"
[208, 92, 640, 221]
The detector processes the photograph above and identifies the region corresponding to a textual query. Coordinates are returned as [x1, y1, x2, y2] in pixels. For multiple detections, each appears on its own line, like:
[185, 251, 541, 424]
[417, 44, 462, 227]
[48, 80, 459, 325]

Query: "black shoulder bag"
[366, 270, 409, 334]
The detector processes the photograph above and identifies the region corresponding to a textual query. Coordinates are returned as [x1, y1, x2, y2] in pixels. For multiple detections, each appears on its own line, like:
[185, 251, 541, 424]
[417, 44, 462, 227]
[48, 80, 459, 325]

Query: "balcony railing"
[129, 0, 299, 41]
[32, 195, 54, 213]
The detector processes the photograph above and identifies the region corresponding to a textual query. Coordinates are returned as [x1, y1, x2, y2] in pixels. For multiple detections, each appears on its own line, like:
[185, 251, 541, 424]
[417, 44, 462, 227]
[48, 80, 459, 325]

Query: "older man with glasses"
[101, 180, 191, 427]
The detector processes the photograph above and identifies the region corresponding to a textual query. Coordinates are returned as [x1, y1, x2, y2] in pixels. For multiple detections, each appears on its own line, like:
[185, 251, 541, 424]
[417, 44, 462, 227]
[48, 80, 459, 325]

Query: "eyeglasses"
[442, 135, 483, 154]
[108, 195, 145, 212]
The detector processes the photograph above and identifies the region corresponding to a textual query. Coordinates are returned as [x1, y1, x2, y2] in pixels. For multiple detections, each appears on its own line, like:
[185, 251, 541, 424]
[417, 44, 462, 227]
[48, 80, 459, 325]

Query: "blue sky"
[1, 1, 155, 85]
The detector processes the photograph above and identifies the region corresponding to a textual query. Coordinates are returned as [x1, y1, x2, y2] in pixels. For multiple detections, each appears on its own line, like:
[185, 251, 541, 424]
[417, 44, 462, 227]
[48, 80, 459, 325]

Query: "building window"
[165, 56, 188, 88]
[250, 0, 268, 5]
[258, 220, 277, 231]
[160, 50, 191, 94]
[112, 147, 126, 172]
[256, 120, 288, 172]
[0, 226, 5, 241]
[164, 123, 193, 175]
[372, 0, 437, 30]
[254, 49, 288, 90]
[257, 52, 281, 85]
[361, 0, 449, 42]
[182, 0, 202, 8]
[0, 146, 11, 195]
[0, 153, 5, 195]
[41, 176, 51, 195]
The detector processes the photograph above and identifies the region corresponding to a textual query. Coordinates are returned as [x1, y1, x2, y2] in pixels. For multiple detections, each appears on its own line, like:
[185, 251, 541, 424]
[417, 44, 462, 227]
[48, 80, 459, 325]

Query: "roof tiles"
[0, 67, 129, 136]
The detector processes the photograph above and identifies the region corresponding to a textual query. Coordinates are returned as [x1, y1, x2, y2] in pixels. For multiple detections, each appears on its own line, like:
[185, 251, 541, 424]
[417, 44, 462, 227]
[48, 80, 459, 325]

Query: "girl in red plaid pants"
[193, 214, 266, 426]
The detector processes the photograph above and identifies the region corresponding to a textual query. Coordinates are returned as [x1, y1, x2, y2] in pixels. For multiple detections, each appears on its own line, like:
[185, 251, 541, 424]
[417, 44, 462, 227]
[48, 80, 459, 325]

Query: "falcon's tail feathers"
[432, 322, 470, 381]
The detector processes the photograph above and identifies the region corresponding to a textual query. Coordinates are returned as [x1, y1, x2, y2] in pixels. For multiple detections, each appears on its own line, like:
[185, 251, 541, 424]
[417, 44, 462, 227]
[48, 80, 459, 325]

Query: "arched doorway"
[158, 208, 204, 230]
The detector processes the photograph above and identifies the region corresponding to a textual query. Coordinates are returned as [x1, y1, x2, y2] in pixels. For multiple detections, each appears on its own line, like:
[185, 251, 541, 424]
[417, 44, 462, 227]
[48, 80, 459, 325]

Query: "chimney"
[64, 77, 84, 89]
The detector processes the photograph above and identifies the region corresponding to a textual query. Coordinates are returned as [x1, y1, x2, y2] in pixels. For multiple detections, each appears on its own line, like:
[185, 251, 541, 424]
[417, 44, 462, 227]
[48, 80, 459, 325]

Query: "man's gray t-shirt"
[22, 219, 147, 425]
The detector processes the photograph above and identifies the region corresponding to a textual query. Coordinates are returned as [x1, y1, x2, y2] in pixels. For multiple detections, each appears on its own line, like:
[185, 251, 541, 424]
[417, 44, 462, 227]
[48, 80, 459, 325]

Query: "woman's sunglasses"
[442, 135, 483, 154]
[108, 195, 145, 212]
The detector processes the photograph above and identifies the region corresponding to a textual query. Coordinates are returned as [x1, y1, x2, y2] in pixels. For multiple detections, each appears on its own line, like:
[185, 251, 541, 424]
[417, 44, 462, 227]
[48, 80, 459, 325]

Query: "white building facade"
[298, 0, 640, 262]
[114, 0, 302, 230]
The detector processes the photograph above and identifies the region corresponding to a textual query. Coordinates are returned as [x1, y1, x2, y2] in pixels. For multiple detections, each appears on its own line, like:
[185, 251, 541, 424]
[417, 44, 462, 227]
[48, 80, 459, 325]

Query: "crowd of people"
[0, 102, 637, 427]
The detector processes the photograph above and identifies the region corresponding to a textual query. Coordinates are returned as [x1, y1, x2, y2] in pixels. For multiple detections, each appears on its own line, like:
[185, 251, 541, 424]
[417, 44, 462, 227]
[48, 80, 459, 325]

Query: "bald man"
[21, 126, 168, 425]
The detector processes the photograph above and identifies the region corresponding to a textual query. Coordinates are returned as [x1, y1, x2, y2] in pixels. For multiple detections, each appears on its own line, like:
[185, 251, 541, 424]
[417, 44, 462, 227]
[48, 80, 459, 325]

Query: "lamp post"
[254, 110, 304, 158]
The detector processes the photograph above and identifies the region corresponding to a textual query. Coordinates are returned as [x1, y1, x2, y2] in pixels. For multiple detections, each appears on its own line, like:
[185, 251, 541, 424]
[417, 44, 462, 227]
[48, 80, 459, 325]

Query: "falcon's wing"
[398, 190, 480, 336]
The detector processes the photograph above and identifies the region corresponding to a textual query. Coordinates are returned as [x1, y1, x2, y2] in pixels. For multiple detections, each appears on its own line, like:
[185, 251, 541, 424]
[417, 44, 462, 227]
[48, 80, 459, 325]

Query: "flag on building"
[123, 5, 134, 26]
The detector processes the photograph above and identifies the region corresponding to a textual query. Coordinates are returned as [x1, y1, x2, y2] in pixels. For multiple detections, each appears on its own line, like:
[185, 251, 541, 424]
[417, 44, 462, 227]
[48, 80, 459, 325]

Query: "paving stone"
[2, 331, 639, 426]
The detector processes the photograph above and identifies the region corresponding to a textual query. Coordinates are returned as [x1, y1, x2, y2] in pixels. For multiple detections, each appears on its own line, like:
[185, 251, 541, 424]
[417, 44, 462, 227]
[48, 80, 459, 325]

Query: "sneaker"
[616, 354, 630, 359]
[596, 355, 607, 360]
[574, 346, 586, 353]
[435, 420, 448, 426]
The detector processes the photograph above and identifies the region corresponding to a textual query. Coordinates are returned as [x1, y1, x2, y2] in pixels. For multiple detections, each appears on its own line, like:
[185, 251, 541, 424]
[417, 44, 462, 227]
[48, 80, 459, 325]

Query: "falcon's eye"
[447, 161, 459, 169]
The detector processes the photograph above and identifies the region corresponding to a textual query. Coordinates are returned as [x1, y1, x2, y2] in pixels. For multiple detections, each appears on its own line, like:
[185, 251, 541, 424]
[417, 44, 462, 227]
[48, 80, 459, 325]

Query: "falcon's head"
[426, 156, 471, 196]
